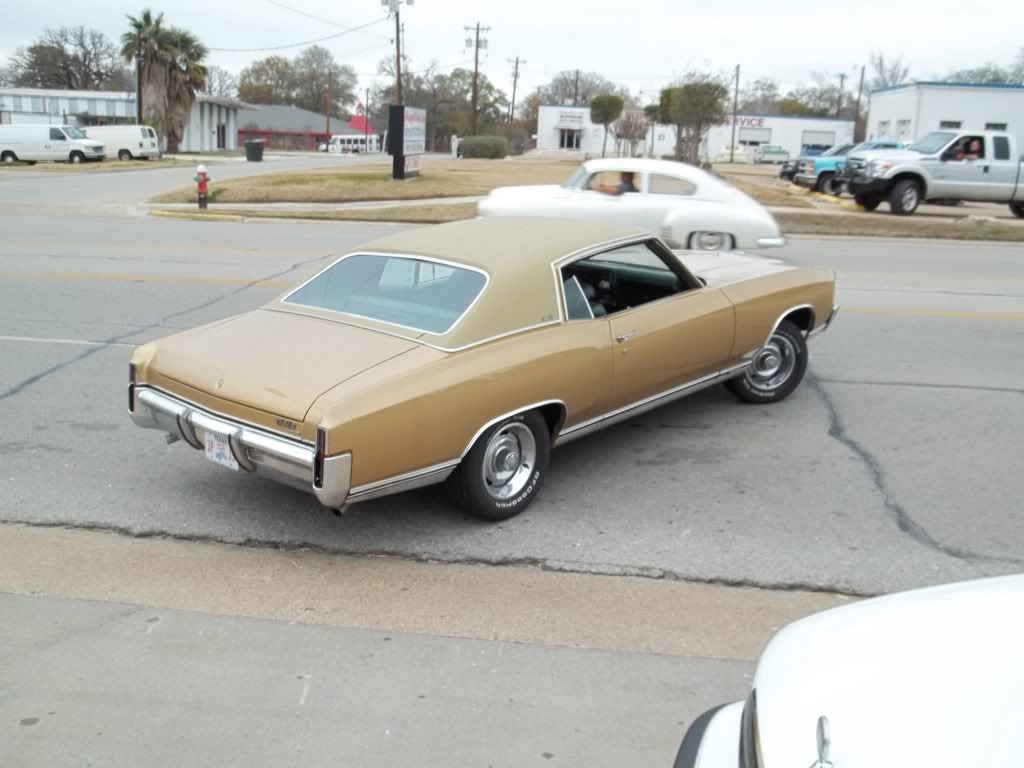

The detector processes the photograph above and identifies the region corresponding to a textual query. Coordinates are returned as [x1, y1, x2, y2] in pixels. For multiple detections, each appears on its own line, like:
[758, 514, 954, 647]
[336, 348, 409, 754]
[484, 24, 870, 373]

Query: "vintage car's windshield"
[907, 132, 956, 154]
[562, 166, 588, 189]
[284, 254, 487, 334]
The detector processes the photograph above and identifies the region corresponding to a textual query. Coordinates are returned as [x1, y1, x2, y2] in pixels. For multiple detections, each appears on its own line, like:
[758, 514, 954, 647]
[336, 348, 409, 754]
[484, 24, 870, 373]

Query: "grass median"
[0, 158, 197, 173]
[164, 203, 1024, 242]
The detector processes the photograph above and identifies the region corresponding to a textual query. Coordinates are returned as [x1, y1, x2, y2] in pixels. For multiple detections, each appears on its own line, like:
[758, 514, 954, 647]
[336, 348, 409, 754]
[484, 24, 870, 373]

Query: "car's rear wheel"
[689, 231, 734, 251]
[1010, 202, 1024, 219]
[118, 149, 133, 161]
[446, 411, 551, 521]
[725, 320, 808, 404]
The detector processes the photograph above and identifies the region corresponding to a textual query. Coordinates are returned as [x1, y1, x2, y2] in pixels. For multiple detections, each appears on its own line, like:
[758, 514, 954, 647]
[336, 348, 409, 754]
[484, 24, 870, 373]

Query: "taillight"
[128, 363, 137, 412]
[313, 427, 327, 488]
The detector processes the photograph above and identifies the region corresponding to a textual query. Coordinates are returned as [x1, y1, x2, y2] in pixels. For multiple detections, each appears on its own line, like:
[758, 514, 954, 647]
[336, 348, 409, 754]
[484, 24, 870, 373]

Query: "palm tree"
[164, 29, 208, 151]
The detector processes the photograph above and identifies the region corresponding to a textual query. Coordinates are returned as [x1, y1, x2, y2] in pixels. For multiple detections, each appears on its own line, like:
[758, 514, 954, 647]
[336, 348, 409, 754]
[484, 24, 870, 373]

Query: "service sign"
[403, 107, 427, 155]
[557, 111, 585, 127]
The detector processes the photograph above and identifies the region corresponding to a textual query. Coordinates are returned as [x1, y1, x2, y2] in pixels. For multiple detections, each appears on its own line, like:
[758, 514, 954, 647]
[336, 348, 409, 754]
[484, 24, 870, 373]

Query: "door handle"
[616, 330, 638, 343]
[983, 165, 990, 173]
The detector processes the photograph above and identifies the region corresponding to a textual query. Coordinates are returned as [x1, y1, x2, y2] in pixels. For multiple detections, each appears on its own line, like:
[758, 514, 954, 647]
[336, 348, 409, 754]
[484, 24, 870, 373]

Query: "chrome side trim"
[347, 459, 460, 503]
[808, 304, 839, 338]
[280, 250, 491, 338]
[556, 365, 750, 445]
[459, 399, 569, 458]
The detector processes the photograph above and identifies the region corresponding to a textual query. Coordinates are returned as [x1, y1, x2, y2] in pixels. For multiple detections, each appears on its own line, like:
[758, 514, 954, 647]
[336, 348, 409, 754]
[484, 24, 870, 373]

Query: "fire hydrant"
[193, 164, 210, 209]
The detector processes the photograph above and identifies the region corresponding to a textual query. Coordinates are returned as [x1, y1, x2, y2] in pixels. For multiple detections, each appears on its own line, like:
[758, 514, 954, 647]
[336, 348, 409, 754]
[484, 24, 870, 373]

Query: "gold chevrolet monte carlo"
[129, 217, 837, 521]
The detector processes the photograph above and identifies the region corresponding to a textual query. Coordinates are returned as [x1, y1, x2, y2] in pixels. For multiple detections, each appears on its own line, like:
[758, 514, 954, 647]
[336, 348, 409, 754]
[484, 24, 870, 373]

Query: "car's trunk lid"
[149, 309, 419, 421]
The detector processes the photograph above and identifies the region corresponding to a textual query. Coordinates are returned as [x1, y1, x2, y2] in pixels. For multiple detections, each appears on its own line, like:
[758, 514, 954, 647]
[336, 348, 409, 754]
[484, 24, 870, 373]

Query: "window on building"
[896, 120, 912, 139]
[31, 97, 43, 112]
[87, 99, 98, 114]
[985, 122, 1008, 131]
[939, 120, 962, 129]
[993, 136, 1011, 160]
[878, 121, 891, 137]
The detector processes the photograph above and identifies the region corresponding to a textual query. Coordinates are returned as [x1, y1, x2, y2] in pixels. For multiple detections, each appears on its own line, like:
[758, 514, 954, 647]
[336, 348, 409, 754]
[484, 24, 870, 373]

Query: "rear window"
[993, 136, 1010, 161]
[284, 254, 487, 335]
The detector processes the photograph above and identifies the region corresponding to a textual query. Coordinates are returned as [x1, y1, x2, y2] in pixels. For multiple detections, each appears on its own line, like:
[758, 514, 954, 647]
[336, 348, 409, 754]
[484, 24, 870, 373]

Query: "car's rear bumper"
[672, 701, 743, 768]
[129, 385, 351, 508]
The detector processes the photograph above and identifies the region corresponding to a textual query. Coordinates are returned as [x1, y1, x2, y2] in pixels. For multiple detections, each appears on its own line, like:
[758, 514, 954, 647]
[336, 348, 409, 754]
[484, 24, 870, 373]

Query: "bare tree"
[201, 65, 238, 97]
[869, 51, 910, 91]
[614, 110, 647, 157]
[543, 70, 615, 106]
[6, 26, 131, 91]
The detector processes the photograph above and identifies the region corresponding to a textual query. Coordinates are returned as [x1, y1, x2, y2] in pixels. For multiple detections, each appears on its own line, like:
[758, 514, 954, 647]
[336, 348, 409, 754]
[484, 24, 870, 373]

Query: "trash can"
[244, 139, 265, 162]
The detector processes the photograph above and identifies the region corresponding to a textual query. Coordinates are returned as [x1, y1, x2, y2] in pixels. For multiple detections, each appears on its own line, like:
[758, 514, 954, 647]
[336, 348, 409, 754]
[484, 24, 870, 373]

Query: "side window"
[50, 128, 66, 141]
[563, 276, 594, 321]
[560, 241, 695, 317]
[648, 174, 696, 196]
[585, 170, 638, 193]
[993, 136, 1011, 161]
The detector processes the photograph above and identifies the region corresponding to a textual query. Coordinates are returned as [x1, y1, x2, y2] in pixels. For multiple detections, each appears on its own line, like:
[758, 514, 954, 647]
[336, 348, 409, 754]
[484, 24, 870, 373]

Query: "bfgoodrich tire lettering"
[446, 411, 551, 521]
[725, 319, 808, 404]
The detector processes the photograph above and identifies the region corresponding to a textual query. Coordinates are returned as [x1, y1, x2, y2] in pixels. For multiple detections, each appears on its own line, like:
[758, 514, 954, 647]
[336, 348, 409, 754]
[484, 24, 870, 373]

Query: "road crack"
[807, 372, 1020, 569]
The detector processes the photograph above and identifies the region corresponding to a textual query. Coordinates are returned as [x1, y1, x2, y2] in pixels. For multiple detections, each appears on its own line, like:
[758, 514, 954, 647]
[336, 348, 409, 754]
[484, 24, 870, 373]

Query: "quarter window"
[993, 136, 1011, 161]
[648, 174, 696, 196]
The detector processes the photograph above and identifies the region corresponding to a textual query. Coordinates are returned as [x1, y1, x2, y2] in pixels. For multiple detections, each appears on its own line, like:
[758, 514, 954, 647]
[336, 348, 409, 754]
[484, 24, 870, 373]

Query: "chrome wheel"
[902, 186, 918, 211]
[481, 422, 536, 501]
[747, 334, 797, 392]
[691, 231, 731, 251]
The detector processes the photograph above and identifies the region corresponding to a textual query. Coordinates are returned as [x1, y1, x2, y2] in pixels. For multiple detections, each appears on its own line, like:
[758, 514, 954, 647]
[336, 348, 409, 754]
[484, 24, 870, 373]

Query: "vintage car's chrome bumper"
[808, 304, 840, 338]
[755, 236, 787, 248]
[128, 386, 351, 508]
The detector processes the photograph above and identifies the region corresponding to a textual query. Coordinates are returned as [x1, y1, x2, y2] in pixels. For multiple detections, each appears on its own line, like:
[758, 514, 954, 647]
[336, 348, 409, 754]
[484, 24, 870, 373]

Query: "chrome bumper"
[808, 304, 840, 338]
[129, 386, 351, 508]
[755, 236, 787, 249]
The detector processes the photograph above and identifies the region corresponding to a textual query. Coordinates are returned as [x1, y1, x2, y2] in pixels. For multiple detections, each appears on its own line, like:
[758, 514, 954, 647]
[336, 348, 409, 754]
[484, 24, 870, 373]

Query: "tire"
[117, 150, 133, 161]
[1010, 203, 1024, 219]
[854, 194, 881, 212]
[814, 173, 834, 193]
[821, 175, 843, 196]
[1, 151, 17, 164]
[688, 231, 734, 251]
[725, 320, 808, 404]
[446, 411, 551, 521]
[889, 179, 921, 216]
[69, 151, 85, 164]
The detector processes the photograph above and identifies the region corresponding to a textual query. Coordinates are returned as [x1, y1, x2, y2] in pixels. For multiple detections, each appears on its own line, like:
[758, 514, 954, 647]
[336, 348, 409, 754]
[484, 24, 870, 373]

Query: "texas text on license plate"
[204, 432, 239, 471]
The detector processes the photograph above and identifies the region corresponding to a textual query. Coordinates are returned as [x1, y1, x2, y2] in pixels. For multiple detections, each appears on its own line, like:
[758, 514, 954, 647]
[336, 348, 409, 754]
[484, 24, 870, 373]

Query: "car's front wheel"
[889, 179, 921, 215]
[1010, 202, 1024, 219]
[689, 231, 734, 251]
[725, 320, 808, 403]
[446, 411, 551, 521]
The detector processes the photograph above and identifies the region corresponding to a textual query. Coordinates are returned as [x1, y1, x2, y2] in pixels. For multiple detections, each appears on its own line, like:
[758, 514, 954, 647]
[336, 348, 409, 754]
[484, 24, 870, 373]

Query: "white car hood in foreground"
[754, 575, 1024, 767]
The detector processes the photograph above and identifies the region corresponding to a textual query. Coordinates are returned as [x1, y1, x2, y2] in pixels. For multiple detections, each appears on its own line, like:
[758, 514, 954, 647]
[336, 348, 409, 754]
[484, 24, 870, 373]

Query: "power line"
[264, 0, 392, 40]
[207, 17, 388, 52]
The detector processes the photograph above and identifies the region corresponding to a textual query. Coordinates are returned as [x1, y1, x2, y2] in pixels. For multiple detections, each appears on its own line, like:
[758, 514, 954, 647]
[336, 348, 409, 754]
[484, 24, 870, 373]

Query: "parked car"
[754, 145, 789, 164]
[83, 125, 159, 161]
[673, 574, 1024, 768]
[128, 218, 837, 521]
[794, 140, 905, 194]
[714, 144, 751, 163]
[781, 143, 855, 183]
[0, 124, 105, 164]
[477, 158, 786, 251]
[846, 130, 1024, 216]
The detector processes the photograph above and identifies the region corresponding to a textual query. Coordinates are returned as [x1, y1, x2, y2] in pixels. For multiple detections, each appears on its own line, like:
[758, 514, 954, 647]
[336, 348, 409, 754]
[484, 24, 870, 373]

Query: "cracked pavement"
[1, 208, 1022, 595]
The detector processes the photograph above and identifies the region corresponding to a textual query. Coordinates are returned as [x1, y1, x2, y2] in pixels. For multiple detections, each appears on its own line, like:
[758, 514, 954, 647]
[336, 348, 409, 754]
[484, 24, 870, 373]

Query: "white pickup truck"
[844, 130, 1024, 217]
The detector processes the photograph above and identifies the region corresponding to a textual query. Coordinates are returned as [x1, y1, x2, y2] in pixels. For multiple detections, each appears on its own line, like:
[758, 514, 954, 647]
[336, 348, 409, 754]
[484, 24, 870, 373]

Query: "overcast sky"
[2, 0, 1022, 105]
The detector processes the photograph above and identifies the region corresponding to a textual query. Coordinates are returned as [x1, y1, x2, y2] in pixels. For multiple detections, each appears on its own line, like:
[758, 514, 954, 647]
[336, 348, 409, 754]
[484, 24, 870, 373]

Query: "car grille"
[847, 158, 868, 175]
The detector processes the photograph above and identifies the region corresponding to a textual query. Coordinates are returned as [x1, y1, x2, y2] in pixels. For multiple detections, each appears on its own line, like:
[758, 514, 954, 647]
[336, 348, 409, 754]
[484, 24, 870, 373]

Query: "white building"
[536, 105, 854, 159]
[0, 87, 245, 152]
[867, 81, 1024, 146]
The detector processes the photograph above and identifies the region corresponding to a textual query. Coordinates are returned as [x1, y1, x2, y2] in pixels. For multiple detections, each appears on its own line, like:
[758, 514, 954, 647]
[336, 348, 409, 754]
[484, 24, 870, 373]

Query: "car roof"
[280, 217, 648, 351]
[582, 157, 706, 176]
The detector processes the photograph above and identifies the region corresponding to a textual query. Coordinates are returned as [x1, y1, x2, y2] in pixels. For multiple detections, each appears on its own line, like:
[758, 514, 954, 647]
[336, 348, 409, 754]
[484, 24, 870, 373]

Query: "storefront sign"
[556, 110, 585, 127]
[386, 104, 426, 180]
[723, 116, 766, 128]
[403, 107, 426, 155]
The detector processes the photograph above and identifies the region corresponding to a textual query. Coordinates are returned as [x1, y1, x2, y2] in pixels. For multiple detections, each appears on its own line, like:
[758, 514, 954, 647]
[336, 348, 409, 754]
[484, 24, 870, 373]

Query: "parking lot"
[1, 163, 1022, 763]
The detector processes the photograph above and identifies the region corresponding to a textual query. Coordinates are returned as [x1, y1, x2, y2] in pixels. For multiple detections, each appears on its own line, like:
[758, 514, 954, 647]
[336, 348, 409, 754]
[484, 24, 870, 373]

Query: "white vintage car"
[673, 574, 1024, 768]
[477, 158, 785, 252]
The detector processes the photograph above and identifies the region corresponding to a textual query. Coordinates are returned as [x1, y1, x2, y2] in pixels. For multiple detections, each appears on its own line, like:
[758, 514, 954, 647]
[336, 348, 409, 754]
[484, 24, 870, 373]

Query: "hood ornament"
[809, 715, 833, 768]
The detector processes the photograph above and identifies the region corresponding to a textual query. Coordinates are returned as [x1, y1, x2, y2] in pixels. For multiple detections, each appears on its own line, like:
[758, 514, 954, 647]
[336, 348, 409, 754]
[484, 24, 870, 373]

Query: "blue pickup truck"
[794, 140, 905, 194]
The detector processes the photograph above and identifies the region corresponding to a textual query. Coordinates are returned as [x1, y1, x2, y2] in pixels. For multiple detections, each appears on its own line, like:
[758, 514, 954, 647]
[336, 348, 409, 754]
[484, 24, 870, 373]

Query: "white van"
[84, 125, 159, 160]
[0, 124, 106, 164]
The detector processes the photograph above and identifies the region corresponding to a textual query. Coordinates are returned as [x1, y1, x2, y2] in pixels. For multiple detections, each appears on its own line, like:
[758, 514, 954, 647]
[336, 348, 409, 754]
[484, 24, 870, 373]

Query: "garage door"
[739, 127, 771, 145]
[801, 130, 835, 149]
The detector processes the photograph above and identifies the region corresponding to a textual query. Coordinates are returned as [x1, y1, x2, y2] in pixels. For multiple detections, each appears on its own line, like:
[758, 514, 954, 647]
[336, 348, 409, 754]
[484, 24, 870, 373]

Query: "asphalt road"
[1, 203, 1022, 595]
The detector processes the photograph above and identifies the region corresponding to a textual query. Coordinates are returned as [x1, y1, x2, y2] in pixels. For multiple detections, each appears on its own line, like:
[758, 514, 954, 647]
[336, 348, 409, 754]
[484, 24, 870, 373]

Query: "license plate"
[204, 433, 238, 471]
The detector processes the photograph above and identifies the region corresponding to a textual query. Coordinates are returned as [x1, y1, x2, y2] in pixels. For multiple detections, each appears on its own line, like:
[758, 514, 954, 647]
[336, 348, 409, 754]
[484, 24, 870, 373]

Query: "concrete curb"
[149, 210, 244, 222]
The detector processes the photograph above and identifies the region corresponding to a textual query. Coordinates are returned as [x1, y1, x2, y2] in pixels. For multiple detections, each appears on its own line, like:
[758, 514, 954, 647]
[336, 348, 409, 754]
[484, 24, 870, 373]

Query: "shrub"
[460, 136, 509, 159]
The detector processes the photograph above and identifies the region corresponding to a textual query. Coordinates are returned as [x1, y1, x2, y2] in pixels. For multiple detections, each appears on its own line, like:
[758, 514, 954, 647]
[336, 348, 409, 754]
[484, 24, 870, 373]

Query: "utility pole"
[464, 22, 490, 135]
[365, 87, 370, 151]
[837, 72, 847, 117]
[325, 72, 332, 140]
[507, 56, 524, 125]
[573, 69, 579, 106]
[729, 64, 740, 163]
[394, 7, 403, 104]
[853, 65, 866, 141]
